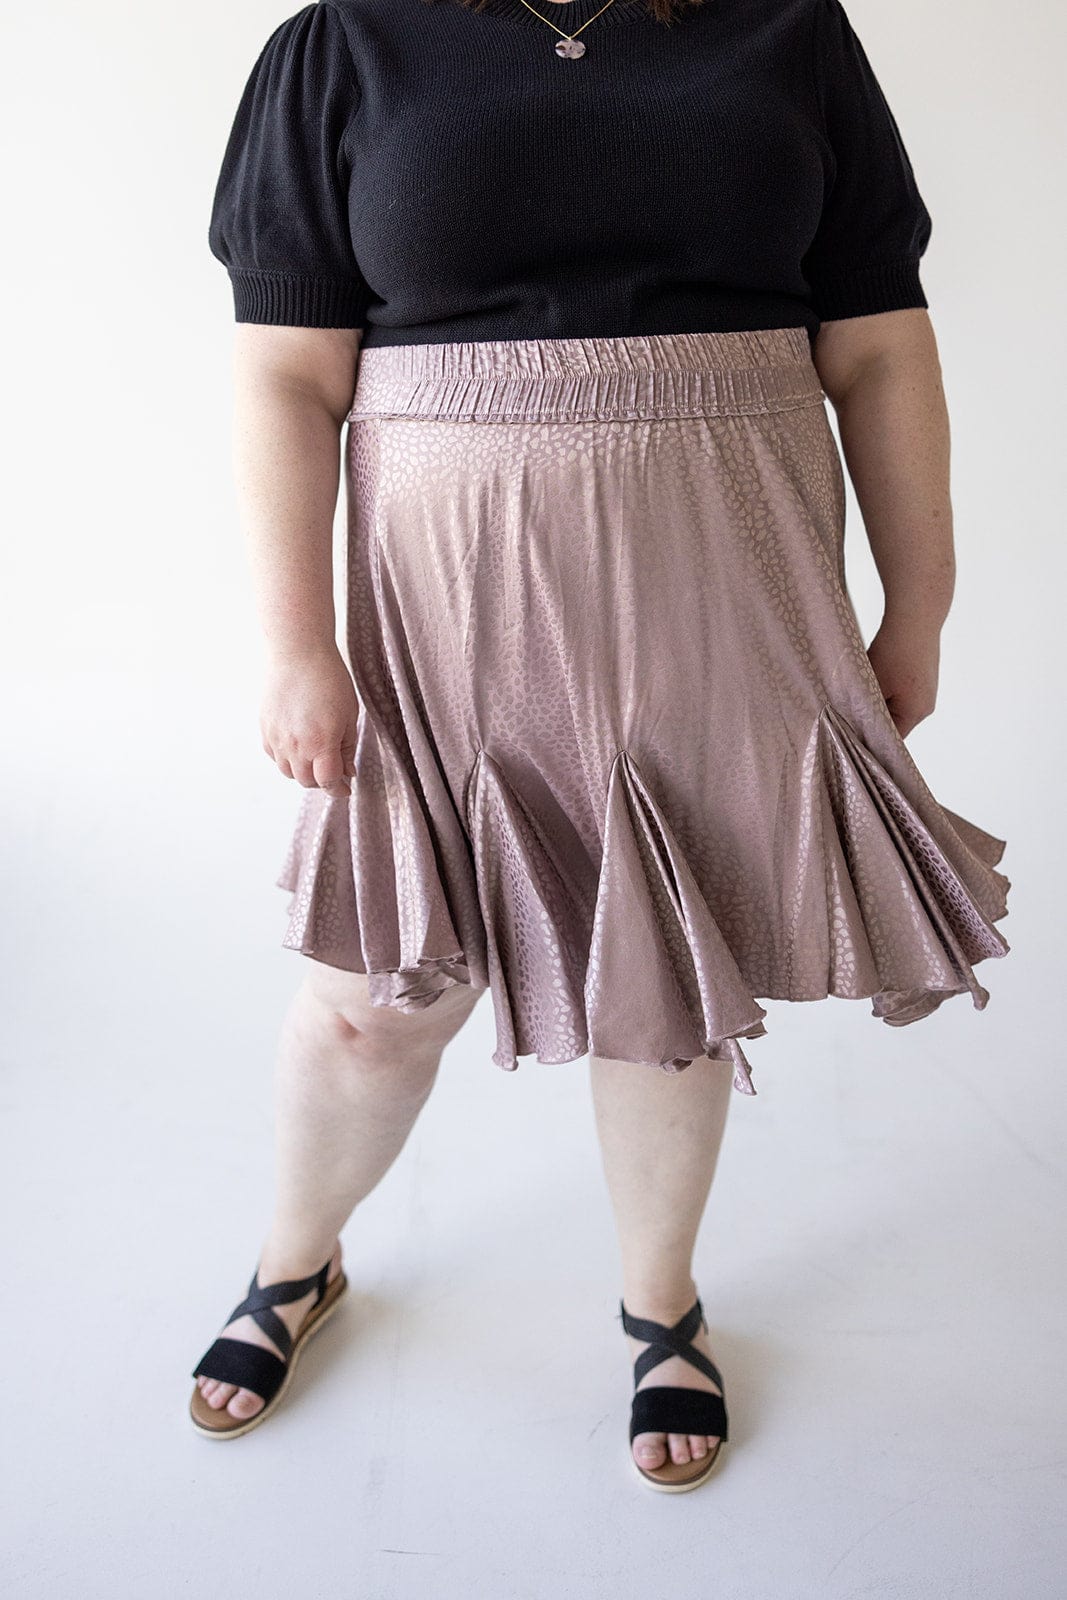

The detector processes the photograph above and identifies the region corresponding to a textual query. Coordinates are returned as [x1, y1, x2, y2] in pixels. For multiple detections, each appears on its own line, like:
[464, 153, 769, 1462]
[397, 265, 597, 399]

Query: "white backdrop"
[2, 3, 1063, 1597]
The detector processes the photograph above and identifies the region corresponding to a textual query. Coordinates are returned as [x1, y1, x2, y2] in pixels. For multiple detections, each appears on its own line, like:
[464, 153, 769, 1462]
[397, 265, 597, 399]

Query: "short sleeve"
[802, 0, 933, 323]
[207, 2, 369, 327]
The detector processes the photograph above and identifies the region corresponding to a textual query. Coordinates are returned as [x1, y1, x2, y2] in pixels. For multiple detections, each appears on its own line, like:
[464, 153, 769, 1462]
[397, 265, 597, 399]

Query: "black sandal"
[619, 1294, 729, 1491]
[189, 1257, 347, 1439]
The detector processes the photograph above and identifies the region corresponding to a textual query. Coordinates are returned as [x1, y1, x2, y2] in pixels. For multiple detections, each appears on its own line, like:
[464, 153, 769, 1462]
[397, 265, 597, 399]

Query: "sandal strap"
[190, 1337, 288, 1406]
[629, 1384, 729, 1443]
[240, 1260, 331, 1312]
[619, 1298, 724, 1390]
[201, 1259, 332, 1366]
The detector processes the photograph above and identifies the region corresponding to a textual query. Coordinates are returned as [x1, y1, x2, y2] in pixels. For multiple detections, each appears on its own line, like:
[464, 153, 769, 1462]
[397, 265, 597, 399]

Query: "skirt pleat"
[274, 328, 1011, 1095]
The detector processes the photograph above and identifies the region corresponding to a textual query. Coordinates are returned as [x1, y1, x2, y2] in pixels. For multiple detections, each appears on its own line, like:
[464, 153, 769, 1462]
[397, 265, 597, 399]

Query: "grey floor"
[2, 676, 1063, 1600]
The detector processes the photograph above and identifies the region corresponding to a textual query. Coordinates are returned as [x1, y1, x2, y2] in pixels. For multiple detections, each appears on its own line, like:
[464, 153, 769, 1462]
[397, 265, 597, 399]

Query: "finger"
[290, 757, 319, 788]
[313, 752, 352, 799]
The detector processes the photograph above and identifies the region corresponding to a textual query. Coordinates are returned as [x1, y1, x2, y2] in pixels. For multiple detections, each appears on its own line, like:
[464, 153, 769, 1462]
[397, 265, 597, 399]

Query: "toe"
[227, 1388, 265, 1420]
[668, 1433, 692, 1464]
[689, 1435, 708, 1459]
[206, 1382, 237, 1409]
[633, 1432, 668, 1469]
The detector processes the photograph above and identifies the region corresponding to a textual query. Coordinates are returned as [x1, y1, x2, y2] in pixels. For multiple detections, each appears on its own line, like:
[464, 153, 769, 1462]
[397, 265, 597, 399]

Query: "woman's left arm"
[812, 306, 956, 739]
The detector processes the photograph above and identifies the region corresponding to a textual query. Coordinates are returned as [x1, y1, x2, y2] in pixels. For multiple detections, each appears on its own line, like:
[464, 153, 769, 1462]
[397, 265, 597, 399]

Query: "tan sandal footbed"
[631, 1435, 726, 1491]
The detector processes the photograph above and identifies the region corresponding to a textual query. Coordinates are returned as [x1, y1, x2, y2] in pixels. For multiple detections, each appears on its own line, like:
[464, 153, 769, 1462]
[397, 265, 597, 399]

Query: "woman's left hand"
[865, 614, 941, 739]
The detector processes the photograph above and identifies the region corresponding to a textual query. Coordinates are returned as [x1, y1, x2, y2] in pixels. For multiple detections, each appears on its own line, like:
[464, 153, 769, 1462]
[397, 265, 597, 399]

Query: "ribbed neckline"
[467, 0, 671, 31]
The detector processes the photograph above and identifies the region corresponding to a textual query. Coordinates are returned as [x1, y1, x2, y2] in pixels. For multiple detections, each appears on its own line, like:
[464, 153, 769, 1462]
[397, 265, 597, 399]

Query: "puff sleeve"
[207, 2, 369, 327]
[802, 0, 933, 323]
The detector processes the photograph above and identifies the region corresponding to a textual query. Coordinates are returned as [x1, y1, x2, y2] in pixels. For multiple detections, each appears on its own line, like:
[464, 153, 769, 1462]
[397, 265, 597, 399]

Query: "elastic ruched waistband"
[347, 328, 825, 423]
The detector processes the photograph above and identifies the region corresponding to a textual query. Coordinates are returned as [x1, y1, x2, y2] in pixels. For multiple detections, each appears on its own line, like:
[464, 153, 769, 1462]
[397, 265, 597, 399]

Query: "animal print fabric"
[275, 328, 1011, 1095]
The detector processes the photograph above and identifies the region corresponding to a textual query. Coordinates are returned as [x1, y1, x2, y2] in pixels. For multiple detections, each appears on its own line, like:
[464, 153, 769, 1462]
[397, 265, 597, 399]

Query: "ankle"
[622, 1273, 700, 1323]
[257, 1233, 340, 1285]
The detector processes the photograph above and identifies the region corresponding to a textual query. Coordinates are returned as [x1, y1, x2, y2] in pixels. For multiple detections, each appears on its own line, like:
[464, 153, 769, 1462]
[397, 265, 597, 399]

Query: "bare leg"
[589, 1052, 733, 1471]
[195, 964, 484, 1421]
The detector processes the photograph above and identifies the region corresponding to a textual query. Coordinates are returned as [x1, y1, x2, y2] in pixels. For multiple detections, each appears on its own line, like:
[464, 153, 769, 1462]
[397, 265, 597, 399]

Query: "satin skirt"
[275, 328, 1011, 1095]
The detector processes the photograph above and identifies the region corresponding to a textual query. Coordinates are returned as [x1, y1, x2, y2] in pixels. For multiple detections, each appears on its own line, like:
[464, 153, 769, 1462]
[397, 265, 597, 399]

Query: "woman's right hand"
[259, 644, 360, 799]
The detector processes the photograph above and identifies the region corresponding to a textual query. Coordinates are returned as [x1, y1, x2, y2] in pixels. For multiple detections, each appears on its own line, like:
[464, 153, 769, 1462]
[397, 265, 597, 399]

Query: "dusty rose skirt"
[275, 328, 1011, 1095]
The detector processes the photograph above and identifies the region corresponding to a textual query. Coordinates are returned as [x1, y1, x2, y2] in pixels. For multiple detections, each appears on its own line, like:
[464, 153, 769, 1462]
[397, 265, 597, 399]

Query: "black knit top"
[206, 0, 933, 347]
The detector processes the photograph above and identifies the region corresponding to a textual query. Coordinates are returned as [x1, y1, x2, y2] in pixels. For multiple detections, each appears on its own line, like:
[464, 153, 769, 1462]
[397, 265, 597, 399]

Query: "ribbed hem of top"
[810, 258, 928, 323]
[229, 269, 368, 328]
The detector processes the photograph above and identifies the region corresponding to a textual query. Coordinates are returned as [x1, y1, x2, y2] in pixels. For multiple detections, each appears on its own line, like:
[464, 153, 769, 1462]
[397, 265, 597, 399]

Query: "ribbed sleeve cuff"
[229, 269, 368, 328]
[810, 258, 928, 323]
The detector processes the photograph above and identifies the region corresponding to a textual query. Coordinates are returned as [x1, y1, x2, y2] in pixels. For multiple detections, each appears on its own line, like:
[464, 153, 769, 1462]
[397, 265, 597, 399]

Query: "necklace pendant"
[555, 37, 586, 58]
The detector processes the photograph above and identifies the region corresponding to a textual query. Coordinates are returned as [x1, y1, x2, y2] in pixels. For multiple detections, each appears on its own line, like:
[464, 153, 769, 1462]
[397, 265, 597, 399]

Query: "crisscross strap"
[227, 1261, 331, 1361]
[618, 1298, 724, 1391]
[629, 1384, 728, 1444]
[190, 1259, 331, 1386]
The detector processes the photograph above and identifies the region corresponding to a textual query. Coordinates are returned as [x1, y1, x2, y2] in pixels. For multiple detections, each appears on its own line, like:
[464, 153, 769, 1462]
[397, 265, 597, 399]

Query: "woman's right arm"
[231, 322, 363, 800]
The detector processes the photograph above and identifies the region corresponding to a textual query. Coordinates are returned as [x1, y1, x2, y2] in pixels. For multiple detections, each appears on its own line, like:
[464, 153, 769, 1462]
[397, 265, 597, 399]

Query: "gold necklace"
[516, 0, 620, 59]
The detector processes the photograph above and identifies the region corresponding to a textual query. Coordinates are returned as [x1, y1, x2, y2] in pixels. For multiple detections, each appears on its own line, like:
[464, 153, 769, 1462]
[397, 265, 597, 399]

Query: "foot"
[624, 1280, 723, 1472]
[194, 1239, 344, 1422]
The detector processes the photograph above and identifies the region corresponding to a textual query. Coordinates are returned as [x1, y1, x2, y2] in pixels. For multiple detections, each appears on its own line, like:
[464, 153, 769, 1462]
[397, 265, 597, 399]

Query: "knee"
[291, 964, 480, 1067]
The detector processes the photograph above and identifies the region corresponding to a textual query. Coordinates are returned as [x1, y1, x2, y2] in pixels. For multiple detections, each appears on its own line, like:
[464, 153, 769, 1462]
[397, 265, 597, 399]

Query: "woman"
[190, 0, 1011, 1492]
